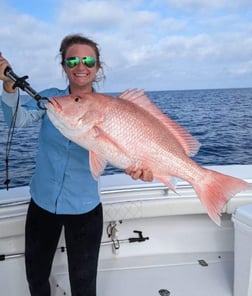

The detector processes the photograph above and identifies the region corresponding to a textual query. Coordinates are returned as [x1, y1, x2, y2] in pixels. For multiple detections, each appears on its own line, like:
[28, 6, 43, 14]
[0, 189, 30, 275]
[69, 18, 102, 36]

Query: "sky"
[1, 0, 252, 92]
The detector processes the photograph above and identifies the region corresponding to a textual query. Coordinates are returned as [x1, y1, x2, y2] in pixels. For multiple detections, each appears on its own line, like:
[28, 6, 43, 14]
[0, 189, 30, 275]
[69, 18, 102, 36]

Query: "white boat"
[0, 164, 251, 296]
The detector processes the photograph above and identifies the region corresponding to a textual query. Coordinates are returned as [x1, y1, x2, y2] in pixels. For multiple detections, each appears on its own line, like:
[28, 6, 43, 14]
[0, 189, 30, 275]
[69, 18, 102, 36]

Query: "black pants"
[25, 199, 103, 296]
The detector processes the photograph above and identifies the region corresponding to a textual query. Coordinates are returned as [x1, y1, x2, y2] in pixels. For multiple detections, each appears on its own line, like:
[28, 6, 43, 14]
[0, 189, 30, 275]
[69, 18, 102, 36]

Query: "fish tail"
[193, 168, 251, 225]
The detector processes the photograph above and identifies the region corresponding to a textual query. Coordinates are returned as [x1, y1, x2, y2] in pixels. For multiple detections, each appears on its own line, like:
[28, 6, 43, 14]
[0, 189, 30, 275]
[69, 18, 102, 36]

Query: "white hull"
[0, 165, 251, 296]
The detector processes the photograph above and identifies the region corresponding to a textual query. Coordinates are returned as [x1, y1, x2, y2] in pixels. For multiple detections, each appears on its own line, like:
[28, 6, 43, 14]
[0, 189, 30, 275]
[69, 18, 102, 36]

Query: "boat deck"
[52, 252, 234, 296]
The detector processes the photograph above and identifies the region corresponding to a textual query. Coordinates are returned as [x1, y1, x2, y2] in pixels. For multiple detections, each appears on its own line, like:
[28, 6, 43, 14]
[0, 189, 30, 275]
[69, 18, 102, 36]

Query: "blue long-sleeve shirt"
[1, 87, 100, 214]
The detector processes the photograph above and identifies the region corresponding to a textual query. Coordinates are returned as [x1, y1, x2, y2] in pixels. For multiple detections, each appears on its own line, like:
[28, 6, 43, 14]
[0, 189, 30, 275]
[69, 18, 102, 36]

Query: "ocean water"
[0, 88, 252, 190]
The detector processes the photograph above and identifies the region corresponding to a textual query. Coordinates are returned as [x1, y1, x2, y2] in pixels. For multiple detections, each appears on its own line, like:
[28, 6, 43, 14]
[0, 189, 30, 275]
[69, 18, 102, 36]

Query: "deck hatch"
[159, 289, 170, 296]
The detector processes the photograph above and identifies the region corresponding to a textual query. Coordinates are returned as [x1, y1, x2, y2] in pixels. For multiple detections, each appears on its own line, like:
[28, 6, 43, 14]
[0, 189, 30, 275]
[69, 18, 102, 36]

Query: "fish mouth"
[46, 98, 62, 111]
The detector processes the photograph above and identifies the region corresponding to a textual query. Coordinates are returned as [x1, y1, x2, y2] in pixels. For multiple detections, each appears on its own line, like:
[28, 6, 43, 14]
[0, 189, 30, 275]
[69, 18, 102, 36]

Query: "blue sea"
[0, 88, 252, 190]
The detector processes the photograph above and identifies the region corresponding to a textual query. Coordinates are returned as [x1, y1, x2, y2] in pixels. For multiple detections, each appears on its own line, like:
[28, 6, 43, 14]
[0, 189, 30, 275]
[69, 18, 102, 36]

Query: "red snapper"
[46, 89, 251, 225]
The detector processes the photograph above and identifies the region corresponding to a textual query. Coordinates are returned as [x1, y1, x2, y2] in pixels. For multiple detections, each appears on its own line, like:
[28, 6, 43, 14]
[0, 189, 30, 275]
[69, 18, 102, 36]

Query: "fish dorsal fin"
[119, 89, 154, 110]
[119, 89, 201, 157]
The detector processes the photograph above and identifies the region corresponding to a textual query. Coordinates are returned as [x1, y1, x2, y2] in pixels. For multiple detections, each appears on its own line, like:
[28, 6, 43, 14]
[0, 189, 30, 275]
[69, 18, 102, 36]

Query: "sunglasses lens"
[65, 57, 80, 68]
[83, 56, 96, 68]
[65, 56, 96, 68]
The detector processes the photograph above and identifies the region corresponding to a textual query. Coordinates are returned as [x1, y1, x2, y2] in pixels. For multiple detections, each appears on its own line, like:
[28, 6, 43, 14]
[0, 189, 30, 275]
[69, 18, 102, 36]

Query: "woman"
[0, 34, 152, 296]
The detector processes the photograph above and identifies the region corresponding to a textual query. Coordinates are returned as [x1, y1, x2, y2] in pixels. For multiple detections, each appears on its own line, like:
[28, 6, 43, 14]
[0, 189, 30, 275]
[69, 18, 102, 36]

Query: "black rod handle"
[4, 66, 48, 110]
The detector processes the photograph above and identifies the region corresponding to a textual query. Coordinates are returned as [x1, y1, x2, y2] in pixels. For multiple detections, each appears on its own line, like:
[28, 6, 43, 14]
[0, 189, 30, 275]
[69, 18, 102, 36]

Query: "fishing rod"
[3, 66, 49, 190]
[4, 66, 49, 110]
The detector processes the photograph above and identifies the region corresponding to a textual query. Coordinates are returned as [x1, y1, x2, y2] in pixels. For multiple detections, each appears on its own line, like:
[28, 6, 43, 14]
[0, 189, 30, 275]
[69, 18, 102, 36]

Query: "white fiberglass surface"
[53, 252, 234, 296]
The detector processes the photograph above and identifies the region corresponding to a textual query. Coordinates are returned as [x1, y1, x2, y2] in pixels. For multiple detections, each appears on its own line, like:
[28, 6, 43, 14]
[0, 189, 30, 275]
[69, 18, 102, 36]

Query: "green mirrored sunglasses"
[65, 56, 96, 68]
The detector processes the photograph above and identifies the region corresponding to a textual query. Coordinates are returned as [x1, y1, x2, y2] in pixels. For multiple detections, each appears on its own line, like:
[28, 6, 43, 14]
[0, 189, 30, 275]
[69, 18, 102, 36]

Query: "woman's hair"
[59, 33, 105, 83]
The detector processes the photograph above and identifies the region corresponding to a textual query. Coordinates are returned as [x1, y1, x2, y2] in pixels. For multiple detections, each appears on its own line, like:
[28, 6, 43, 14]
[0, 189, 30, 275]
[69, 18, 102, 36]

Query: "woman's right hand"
[0, 52, 15, 92]
[0, 52, 11, 81]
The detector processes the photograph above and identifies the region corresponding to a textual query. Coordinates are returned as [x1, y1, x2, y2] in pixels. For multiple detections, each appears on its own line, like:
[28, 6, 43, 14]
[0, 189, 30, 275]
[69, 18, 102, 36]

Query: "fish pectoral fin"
[93, 127, 129, 156]
[89, 151, 108, 180]
[79, 110, 104, 126]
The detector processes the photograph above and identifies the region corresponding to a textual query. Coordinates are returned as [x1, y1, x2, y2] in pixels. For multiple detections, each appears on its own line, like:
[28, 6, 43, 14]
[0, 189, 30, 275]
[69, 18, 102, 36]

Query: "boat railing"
[0, 183, 192, 209]
[0, 199, 30, 208]
[0, 164, 251, 221]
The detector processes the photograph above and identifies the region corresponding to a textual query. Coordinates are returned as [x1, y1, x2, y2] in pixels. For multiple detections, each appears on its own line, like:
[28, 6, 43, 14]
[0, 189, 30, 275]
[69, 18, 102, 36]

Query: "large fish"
[46, 89, 251, 225]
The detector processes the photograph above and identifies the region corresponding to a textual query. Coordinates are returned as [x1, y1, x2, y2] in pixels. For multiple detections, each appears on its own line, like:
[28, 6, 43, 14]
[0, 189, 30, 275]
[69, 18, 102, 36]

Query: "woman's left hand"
[125, 165, 153, 182]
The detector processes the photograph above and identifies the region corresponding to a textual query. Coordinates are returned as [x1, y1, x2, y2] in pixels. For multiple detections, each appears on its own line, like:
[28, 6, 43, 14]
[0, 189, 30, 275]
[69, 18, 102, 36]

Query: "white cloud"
[229, 60, 252, 77]
[0, 0, 252, 91]
[163, 0, 252, 12]
[58, 1, 124, 29]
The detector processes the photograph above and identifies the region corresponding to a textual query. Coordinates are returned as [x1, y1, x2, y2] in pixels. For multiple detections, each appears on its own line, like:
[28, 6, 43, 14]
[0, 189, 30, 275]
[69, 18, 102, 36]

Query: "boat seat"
[102, 193, 252, 222]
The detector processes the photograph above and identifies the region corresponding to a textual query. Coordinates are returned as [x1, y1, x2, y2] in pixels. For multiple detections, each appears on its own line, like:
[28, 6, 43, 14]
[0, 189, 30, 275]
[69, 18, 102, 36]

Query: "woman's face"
[63, 44, 99, 93]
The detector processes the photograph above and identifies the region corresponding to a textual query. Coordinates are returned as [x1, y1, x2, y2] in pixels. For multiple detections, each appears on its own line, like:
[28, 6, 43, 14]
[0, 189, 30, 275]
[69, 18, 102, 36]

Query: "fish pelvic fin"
[193, 168, 252, 225]
[89, 151, 108, 180]
[89, 127, 130, 180]
[118, 89, 201, 157]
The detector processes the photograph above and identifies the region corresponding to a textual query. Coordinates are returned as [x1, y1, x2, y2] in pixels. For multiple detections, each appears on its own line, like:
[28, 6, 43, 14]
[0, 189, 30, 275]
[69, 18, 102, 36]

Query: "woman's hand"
[125, 165, 153, 182]
[0, 52, 15, 92]
[0, 52, 10, 80]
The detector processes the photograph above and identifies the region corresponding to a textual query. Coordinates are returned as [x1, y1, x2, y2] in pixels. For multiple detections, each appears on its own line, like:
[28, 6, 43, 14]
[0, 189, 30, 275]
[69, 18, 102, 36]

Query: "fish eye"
[74, 97, 80, 102]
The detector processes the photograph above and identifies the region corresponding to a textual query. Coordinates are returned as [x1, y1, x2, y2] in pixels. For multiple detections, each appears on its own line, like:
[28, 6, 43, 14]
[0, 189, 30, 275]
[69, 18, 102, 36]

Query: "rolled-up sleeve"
[1, 88, 44, 127]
